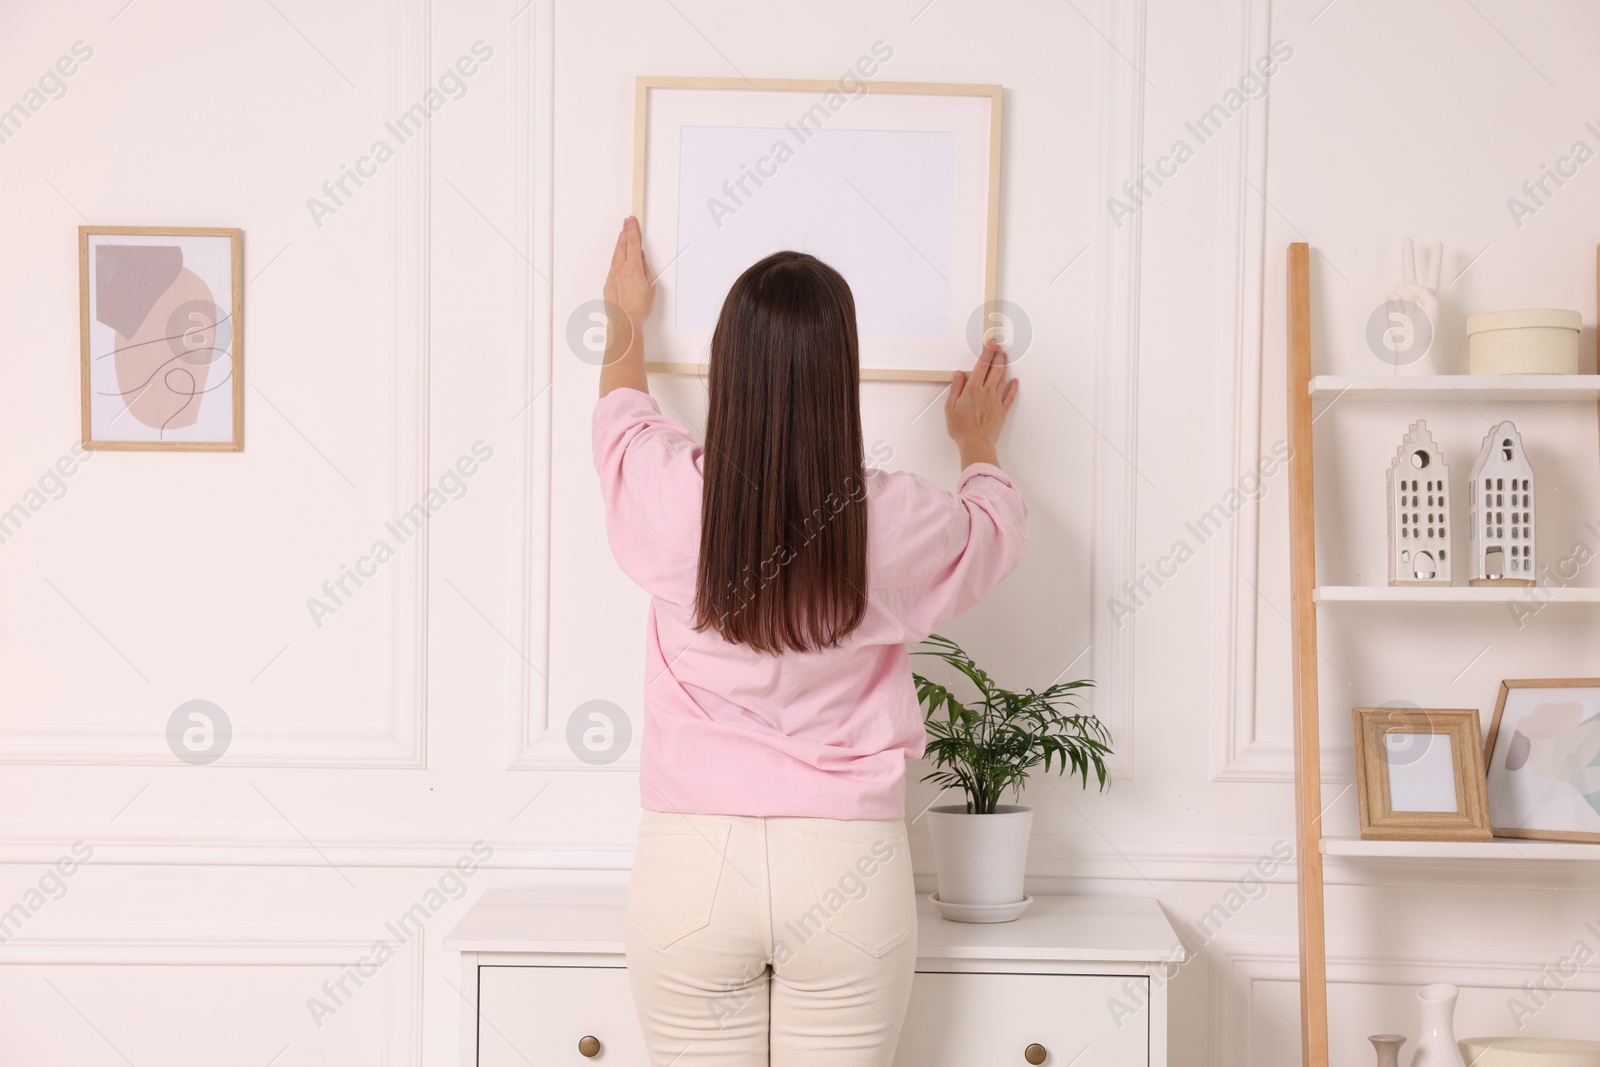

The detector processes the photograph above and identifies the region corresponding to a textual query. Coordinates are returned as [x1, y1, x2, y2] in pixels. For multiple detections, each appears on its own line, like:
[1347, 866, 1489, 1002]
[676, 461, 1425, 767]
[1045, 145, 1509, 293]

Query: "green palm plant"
[911, 633, 1111, 815]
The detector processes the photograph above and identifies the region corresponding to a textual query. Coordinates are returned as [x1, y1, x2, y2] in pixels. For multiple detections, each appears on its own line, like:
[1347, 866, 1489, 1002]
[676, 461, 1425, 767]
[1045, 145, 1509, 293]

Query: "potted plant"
[911, 633, 1111, 922]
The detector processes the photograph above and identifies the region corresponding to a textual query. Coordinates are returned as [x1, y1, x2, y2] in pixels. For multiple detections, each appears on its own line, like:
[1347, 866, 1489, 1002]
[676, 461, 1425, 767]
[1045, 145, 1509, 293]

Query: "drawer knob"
[1025, 1043, 1047, 1064]
[578, 1035, 601, 1057]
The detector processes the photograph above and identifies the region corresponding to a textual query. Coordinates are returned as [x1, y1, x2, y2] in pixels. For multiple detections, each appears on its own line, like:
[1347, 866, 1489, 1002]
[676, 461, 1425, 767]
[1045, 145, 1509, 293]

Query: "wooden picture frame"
[1351, 707, 1492, 841]
[631, 75, 1002, 382]
[1483, 678, 1600, 843]
[79, 225, 244, 451]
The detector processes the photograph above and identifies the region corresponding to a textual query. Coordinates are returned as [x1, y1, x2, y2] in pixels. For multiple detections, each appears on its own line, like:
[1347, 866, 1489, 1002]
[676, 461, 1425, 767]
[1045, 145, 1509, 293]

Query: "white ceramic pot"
[924, 804, 1032, 908]
[1467, 308, 1583, 375]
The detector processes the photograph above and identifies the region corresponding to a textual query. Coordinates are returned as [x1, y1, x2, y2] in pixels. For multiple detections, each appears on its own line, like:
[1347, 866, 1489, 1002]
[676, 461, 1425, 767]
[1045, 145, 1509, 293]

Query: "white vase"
[1413, 983, 1467, 1067]
[924, 804, 1032, 908]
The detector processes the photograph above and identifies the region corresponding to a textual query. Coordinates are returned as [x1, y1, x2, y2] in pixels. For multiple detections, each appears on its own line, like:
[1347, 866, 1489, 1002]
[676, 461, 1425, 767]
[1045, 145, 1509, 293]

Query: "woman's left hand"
[598, 216, 653, 396]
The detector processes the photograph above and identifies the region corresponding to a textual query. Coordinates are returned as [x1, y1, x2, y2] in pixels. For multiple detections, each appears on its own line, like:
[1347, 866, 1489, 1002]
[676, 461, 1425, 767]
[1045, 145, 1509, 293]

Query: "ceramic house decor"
[1468, 421, 1536, 586]
[1387, 420, 1451, 585]
[1467, 309, 1583, 375]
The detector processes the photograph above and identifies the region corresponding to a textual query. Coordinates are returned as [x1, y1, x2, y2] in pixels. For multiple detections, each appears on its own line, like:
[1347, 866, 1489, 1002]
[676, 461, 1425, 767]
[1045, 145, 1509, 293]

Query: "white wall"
[0, 0, 1597, 1064]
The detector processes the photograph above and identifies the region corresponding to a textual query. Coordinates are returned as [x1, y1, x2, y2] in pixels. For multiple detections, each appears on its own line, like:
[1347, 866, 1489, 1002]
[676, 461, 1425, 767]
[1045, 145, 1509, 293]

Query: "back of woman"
[592, 216, 1025, 1067]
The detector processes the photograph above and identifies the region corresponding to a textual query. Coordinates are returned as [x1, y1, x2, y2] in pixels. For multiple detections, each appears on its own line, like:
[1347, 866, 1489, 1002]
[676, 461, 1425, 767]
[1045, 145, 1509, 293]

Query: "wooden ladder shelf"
[1284, 241, 1600, 1067]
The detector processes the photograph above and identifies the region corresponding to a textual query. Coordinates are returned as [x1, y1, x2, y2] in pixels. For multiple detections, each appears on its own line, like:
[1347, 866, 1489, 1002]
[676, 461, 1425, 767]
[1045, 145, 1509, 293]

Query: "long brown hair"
[692, 251, 868, 655]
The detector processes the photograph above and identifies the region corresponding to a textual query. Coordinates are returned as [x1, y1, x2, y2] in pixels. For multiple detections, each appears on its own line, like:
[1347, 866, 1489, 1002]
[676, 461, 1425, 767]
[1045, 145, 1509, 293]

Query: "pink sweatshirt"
[592, 386, 1028, 820]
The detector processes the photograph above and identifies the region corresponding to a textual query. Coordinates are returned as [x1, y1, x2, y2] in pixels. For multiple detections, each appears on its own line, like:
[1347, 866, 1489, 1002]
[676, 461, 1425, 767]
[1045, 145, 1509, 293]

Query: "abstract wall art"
[79, 226, 243, 450]
[1484, 679, 1600, 843]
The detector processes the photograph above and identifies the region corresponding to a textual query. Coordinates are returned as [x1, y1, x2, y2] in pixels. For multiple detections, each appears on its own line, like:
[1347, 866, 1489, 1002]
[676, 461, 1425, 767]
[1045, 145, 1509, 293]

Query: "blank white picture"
[673, 125, 956, 337]
[1385, 732, 1459, 813]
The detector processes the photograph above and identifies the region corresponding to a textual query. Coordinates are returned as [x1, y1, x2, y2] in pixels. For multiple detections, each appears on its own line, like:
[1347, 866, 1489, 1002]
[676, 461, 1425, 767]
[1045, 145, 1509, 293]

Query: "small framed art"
[79, 226, 243, 450]
[1484, 678, 1600, 843]
[1352, 707, 1492, 841]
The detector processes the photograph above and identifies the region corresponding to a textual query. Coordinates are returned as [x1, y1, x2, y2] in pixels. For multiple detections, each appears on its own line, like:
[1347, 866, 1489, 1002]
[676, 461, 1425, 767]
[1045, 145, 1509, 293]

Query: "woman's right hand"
[944, 338, 1019, 469]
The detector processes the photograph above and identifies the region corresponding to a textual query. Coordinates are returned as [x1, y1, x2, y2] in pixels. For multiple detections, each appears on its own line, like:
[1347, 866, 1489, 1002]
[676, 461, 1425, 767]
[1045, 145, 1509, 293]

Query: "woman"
[592, 215, 1026, 1066]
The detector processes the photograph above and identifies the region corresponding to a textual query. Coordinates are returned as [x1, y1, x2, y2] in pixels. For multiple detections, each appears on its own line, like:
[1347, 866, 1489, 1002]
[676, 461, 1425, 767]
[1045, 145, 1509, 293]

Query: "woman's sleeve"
[591, 387, 701, 593]
[881, 463, 1029, 644]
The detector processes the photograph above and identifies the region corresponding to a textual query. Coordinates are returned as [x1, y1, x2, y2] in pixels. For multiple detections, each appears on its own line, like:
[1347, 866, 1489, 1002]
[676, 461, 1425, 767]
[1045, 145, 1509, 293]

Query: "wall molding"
[506, 0, 565, 771]
[500, 0, 640, 772]
[0, 822, 631, 870]
[0, 0, 432, 770]
[378, 0, 433, 771]
[1209, 935, 1600, 1066]
[7, 820, 1599, 896]
[0, 722, 423, 768]
[0, 926, 422, 1067]
[1202, 0, 1353, 784]
[1205, 0, 1277, 783]
[0, 822, 1296, 875]
[1088, 0, 1149, 779]
[511, 0, 1154, 778]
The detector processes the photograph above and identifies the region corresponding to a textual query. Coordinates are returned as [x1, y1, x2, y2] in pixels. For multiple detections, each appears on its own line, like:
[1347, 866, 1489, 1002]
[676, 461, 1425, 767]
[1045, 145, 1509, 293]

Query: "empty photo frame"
[632, 75, 1001, 381]
[1484, 679, 1600, 843]
[1352, 707, 1492, 841]
[79, 226, 243, 450]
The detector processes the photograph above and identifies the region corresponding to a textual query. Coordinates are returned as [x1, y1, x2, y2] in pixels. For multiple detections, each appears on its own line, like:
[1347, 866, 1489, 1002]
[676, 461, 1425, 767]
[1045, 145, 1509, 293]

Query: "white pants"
[625, 809, 919, 1066]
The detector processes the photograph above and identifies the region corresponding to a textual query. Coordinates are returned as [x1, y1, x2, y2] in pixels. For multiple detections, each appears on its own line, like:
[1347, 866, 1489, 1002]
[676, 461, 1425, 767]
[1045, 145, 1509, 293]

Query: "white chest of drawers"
[446, 888, 1182, 1066]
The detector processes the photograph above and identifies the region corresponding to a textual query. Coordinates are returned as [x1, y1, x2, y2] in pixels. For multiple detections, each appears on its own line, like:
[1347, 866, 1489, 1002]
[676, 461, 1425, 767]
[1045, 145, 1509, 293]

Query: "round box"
[1467, 308, 1583, 374]
[1458, 1037, 1600, 1067]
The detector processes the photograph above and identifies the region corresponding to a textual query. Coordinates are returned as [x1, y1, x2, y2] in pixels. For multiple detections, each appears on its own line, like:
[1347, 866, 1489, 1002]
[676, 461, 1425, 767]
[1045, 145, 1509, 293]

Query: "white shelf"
[1309, 374, 1600, 401]
[1314, 585, 1600, 604]
[1322, 836, 1600, 861]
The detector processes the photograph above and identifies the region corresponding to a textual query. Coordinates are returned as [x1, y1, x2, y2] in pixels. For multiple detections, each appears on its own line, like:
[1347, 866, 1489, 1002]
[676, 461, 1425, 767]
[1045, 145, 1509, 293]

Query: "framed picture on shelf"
[1484, 679, 1600, 842]
[79, 225, 243, 450]
[1351, 707, 1493, 841]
